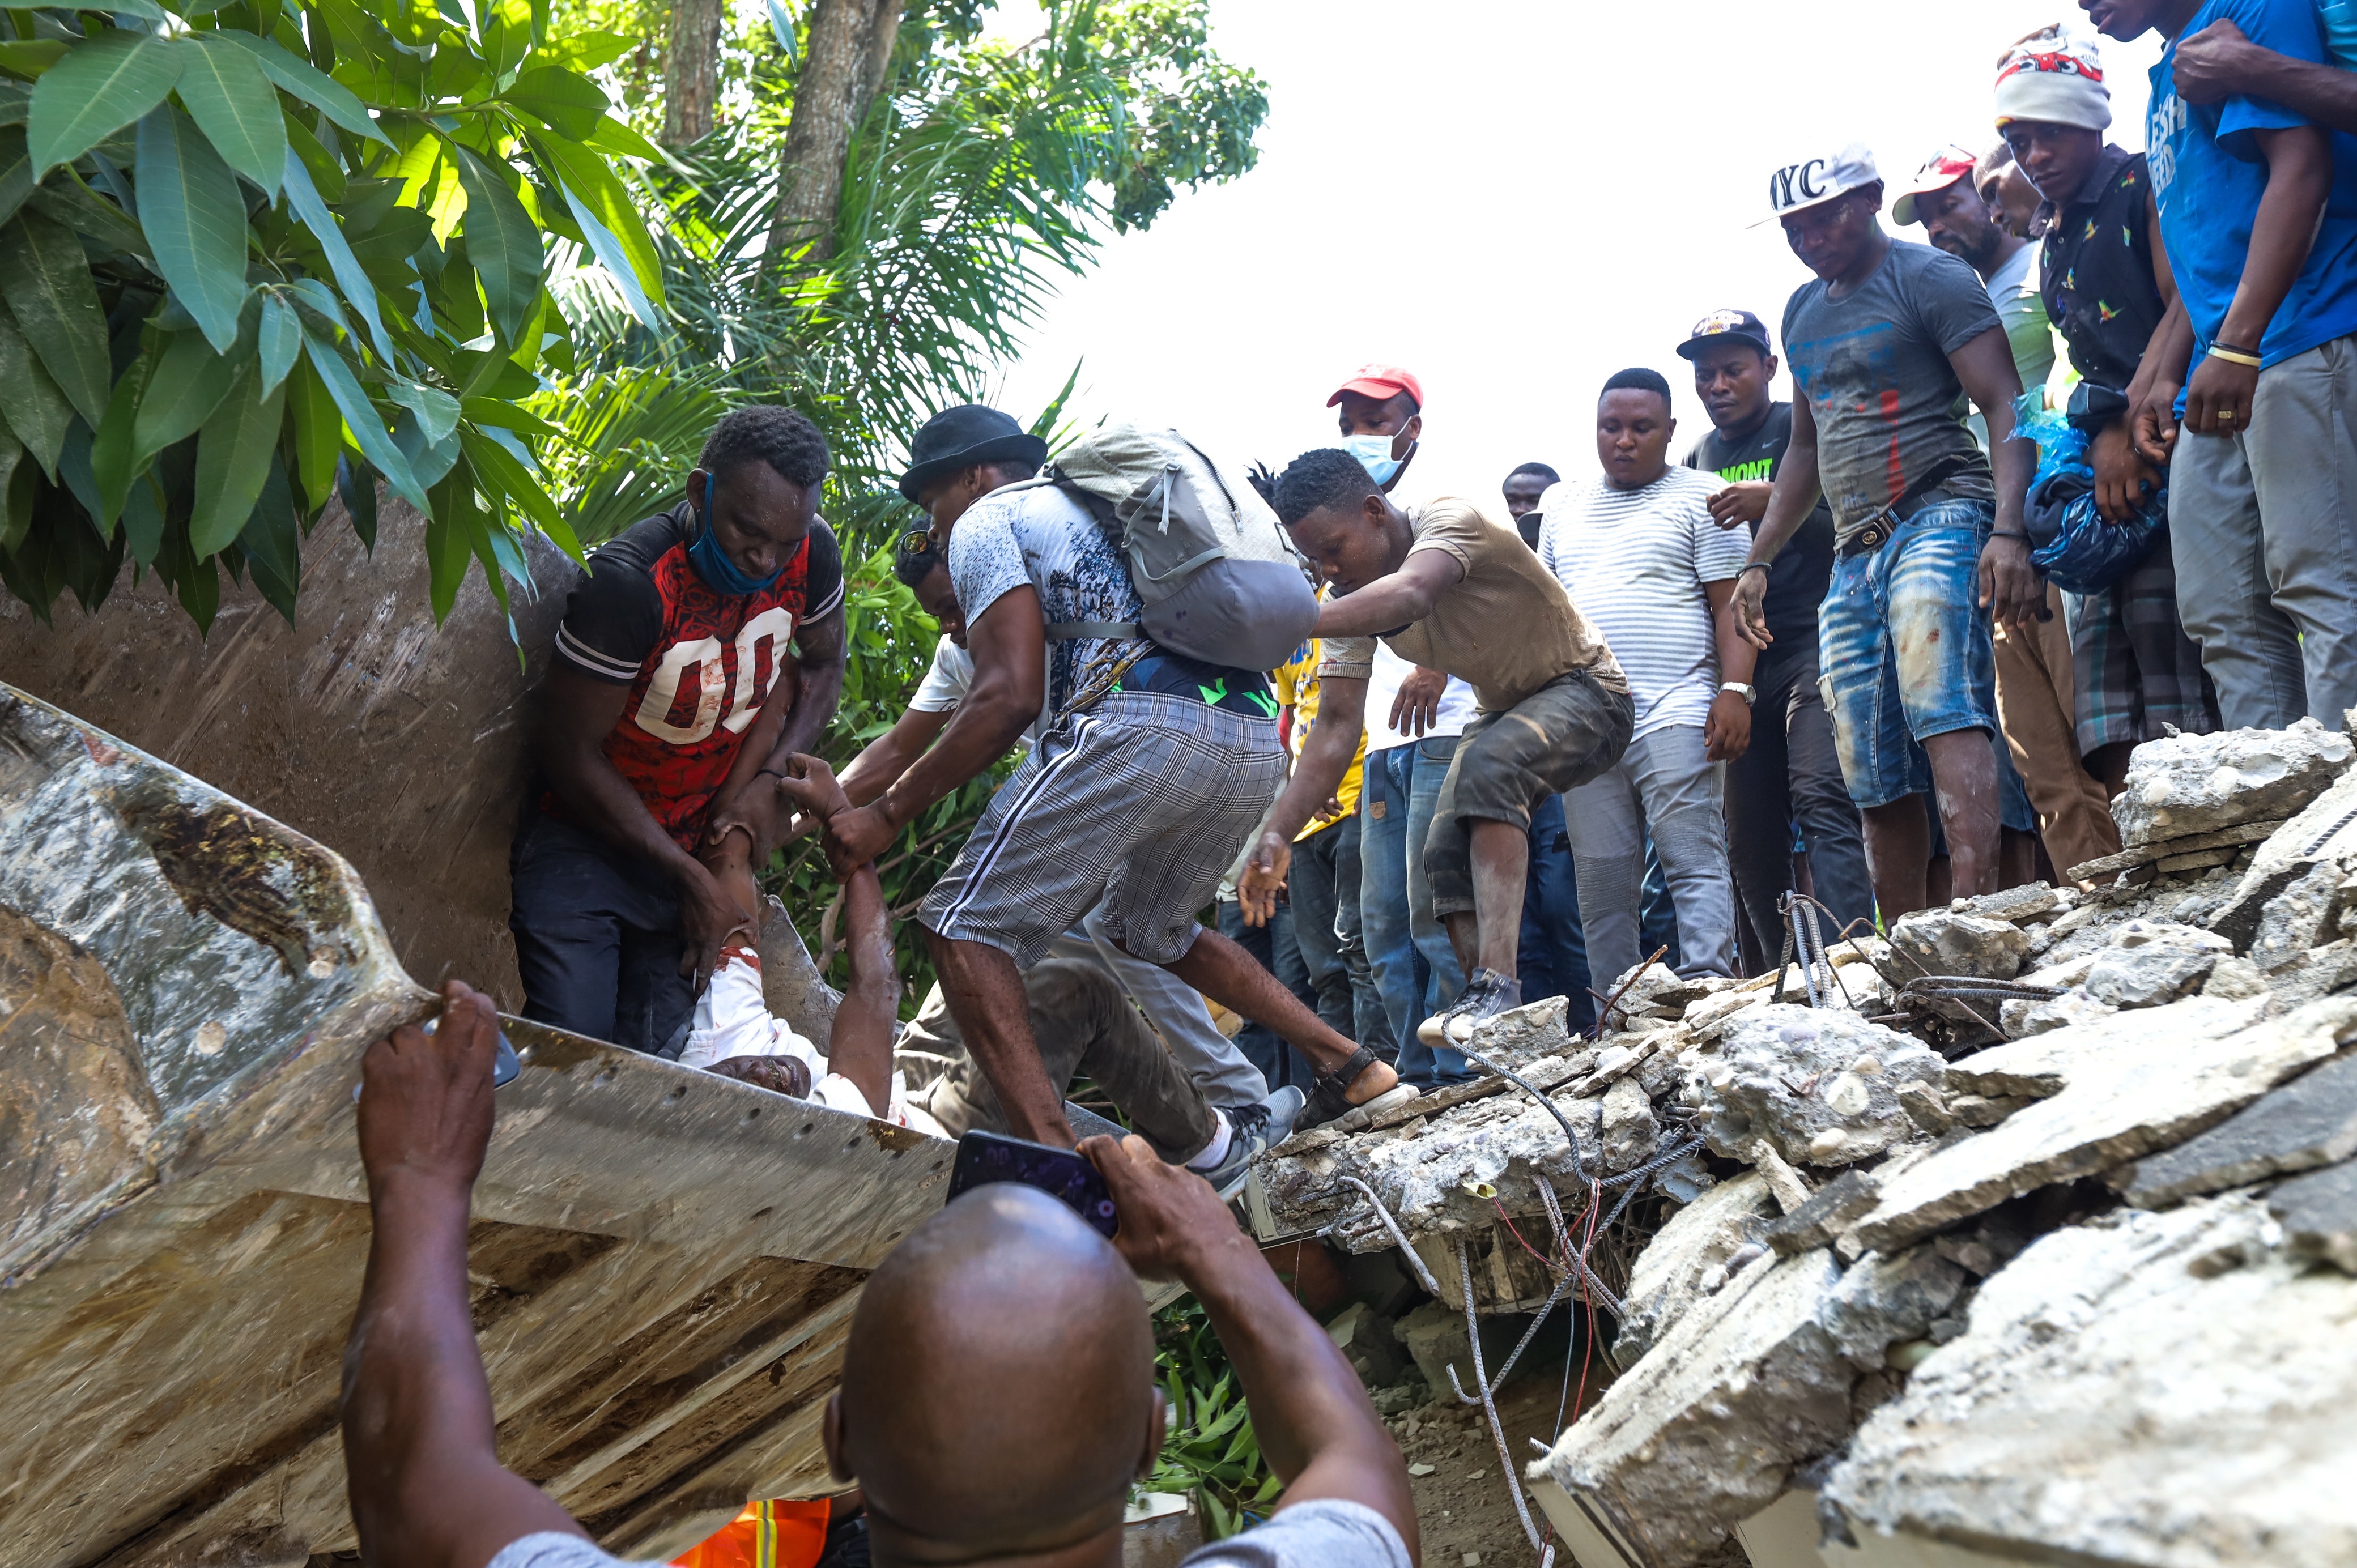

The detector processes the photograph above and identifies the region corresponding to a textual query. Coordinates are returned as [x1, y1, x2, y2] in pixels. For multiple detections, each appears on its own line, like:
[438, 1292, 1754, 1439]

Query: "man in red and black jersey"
[513, 407, 848, 1055]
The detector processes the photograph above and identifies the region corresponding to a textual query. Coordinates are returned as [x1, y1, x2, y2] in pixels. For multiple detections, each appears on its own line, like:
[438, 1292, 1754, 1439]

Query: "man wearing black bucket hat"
[812, 406, 1409, 1148]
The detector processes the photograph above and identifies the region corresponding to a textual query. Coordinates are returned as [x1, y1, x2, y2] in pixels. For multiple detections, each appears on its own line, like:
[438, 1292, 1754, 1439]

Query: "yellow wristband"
[2207, 344, 2264, 368]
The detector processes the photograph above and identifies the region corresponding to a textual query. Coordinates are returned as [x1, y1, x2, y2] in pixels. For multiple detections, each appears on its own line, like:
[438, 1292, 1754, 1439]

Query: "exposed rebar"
[1459, 1235, 1546, 1560]
[1334, 1176, 1445, 1297]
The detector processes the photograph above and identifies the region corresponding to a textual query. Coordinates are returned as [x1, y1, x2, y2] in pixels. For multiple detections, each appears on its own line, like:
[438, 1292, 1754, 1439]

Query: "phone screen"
[945, 1130, 1119, 1237]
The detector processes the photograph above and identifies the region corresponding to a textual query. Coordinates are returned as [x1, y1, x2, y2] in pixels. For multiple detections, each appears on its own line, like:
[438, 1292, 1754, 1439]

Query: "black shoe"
[1415, 968, 1524, 1049]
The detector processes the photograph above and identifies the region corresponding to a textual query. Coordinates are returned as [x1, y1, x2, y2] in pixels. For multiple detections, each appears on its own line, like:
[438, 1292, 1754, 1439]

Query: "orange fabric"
[669, 1498, 832, 1568]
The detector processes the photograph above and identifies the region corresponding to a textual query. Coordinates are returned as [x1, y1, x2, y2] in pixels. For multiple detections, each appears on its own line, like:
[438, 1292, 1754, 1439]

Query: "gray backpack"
[1015, 421, 1319, 671]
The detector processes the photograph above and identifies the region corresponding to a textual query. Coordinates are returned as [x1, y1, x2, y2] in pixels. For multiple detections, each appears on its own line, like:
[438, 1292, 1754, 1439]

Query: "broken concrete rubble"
[2208, 760, 2357, 947]
[2268, 1159, 2357, 1273]
[1816, 1245, 1965, 1371]
[1826, 1195, 2357, 1568]
[1883, 910, 2030, 982]
[1695, 1007, 1946, 1170]
[1851, 996, 2352, 1256]
[2108, 716, 2351, 849]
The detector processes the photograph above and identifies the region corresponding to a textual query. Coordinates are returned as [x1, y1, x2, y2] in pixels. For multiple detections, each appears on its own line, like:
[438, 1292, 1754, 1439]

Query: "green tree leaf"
[137, 104, 252, 354]
[505, 65, 607, 141]
[287, 355, 341, 510]
[282, 146, 394, 363]
[301, 327, 426, 509]
[0, 127, 34, 232]
[453, 146, 542, 347]
[0, 42, 67, 82]
[0, 299, 72, 478]
[239, 450, 301, 619]
[0, 429, 28, 556]
[215, 30, 392, 147]
[336, 451, 378, 551]
[28, 32, 184, 177]
[256, 291, 300, 394]
[89, 352, 148, 531]
[0, 207, 112, 425]
[27, 167, 152, 259]
[134, 329, 242, 462]
[190, 360, 288, 556]
[177, 36, 290, 195]
[530, 130, 662, 310]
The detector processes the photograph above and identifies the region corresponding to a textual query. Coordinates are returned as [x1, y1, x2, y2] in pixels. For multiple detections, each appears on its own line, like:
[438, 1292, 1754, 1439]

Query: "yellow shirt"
[1273, 629, 1365, 842]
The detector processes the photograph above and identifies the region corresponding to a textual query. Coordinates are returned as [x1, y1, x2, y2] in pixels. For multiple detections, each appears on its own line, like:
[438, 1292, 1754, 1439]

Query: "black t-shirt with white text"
[1683, 402, 1835, 646]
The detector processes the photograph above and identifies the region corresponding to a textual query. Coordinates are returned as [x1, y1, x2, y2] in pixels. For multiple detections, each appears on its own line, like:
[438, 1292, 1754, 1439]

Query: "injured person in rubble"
[341, 980, 1418, 1568]
[687, 757, 915, 1127]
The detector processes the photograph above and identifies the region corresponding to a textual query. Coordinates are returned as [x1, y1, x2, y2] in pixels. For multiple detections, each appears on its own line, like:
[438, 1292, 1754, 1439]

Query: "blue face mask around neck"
[1345, 431, 1407, 487]
[687, 472, 785, 595]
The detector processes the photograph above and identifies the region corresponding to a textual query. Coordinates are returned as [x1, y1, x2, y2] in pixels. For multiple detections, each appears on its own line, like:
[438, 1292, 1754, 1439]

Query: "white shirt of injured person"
[679, 944, 941, 1134]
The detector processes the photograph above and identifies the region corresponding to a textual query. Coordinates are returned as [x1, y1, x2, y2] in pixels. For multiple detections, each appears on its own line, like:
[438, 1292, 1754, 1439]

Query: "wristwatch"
[1721, 681, 1756, 706]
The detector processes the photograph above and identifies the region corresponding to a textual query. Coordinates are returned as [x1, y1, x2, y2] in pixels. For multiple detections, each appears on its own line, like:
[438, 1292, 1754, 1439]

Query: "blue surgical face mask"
[687, 472, 785, 595]
[1345, 431, 1407, 488]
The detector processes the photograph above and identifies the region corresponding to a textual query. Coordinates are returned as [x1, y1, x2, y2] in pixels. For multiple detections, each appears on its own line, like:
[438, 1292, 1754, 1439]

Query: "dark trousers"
[1219, 898, 1320, 1092]
[1518, 792, 1596, 1031]
[509, 807, 696, 1056]
[1286, 814, 1399, 1060]
[1726, 637, 1875, 972]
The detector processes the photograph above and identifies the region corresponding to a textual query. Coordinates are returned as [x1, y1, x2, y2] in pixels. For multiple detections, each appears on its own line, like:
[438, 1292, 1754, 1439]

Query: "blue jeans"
[1518, 792, 1595, 1032]
[1820, 499, 2000, 808]
[1361, 737, 1471, 1086]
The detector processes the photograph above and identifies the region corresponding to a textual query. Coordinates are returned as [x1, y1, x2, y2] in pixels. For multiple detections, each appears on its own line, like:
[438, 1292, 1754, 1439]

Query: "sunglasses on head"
[901, 529, 933, 554]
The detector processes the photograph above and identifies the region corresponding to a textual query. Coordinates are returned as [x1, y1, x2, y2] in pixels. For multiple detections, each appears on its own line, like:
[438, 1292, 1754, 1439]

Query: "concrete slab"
[1850, 997, 2352, 1256]
[1533, 1249, 1852, 1568]
[1614, 1171, 1775, 1366]
[1826, 1194, 2357, 1568]
[0, 685, 948, 1567]
[2120, 1051, 2357, 1207]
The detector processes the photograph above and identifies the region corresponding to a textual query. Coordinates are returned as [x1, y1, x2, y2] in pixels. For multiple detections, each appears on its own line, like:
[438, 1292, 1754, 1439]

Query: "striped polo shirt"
[1533, 468, 1748, 741]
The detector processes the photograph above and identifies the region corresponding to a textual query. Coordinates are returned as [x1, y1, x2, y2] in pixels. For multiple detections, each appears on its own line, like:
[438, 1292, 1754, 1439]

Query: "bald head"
[831, 1185, 1159, 1561]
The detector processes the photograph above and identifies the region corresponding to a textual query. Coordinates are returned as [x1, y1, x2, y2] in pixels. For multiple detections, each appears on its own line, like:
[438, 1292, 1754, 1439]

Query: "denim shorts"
[1816, 497, 1999, 809]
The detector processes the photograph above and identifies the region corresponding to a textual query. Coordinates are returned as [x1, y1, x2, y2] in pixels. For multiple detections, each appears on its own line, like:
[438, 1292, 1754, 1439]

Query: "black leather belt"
[1837, 484, 1965, 558]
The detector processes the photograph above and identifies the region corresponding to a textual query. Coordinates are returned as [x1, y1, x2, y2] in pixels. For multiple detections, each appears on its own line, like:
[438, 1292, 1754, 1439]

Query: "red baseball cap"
[1327, 364, 1424, 410]
[1892, 144, 1981, 226]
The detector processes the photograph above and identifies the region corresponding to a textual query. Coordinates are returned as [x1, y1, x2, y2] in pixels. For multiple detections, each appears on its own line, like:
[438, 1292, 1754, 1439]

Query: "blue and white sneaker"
[1195, 1086, 1306, 1199]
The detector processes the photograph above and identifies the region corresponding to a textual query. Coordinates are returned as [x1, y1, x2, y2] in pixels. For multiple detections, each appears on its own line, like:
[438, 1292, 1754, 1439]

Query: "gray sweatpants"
[1564, 722, 1737, 987]
[904, 958, 1219, 1164]
[1049, 903, 1270, 1110]
[2168, 333, 2357, 730]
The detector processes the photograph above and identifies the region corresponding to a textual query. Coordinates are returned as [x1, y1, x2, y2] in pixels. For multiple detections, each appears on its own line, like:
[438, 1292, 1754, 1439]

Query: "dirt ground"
[1386, 1335, 1611, 1567]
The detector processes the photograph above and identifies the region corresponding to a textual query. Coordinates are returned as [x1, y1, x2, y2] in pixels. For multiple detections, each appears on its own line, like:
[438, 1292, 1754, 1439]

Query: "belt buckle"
[1856, 521, 1887, 553]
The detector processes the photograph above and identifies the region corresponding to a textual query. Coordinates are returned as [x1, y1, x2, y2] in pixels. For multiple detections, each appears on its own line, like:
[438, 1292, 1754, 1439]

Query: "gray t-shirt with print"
[486, 1499, 1409, 1568]
[1780, 238, 2002, 544]
[946, 483, 1149, 715]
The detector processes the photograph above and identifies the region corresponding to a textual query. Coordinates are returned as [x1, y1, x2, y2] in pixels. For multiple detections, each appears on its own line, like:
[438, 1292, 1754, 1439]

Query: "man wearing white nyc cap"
[1730, 144, 2042, 917]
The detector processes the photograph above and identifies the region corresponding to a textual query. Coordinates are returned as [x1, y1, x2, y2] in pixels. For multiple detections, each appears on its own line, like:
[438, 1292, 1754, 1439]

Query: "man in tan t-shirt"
[1238, 449, 1636, 1042]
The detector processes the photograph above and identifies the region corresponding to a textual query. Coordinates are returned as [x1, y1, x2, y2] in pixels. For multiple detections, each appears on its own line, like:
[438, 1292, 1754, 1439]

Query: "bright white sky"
[981, 2, 2163, 512]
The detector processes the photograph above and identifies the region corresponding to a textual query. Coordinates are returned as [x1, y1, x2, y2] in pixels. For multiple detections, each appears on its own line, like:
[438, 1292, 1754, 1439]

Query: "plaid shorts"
[2065, 532, 2220, 752]
[918, 691, 1287, 968]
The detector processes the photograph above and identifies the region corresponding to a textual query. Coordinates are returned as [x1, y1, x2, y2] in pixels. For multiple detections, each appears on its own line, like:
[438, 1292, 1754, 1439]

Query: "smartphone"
[351, 1017, 520, 1101]
[946, 1129, 1119, 1237]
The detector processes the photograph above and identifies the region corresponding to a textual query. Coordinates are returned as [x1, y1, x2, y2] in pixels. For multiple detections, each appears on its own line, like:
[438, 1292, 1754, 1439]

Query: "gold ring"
[2220, 409, 2236, 421]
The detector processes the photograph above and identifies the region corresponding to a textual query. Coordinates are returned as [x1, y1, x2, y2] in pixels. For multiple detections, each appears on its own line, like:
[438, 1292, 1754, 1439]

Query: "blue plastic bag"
[2012, 390, 2163, 595]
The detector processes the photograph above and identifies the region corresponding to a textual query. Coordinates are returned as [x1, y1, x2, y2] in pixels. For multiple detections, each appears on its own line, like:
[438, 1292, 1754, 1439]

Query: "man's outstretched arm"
[777, 756, 899, 1117]
[342, 983, 587, 1568]
[823, 586, 1046, 871]
[1084, 1135, 1419, 1561]
[1235, 675, 1368, 926]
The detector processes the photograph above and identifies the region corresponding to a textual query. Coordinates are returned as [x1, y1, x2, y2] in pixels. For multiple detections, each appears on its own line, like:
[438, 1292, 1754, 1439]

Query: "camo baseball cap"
[1758, 144, 1880, 225]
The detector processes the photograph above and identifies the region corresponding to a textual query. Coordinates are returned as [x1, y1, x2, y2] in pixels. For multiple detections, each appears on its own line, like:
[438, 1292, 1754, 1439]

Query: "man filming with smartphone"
[339, 988, 1418, 1568]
